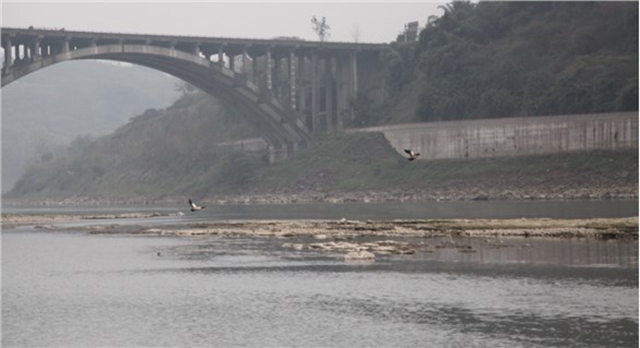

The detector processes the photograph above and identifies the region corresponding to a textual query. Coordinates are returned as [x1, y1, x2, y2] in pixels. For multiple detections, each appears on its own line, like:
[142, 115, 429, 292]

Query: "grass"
[6, 129, 637, 202]
[246, 131, 638, 195]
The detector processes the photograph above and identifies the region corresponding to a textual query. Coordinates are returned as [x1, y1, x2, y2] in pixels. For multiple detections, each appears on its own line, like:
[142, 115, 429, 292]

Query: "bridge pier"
[1, 27, 385, 162]
[3, 36, 13, 68]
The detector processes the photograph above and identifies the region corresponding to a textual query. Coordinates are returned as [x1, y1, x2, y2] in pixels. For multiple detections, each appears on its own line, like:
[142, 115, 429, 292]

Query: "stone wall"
[357, 112, 638, 159]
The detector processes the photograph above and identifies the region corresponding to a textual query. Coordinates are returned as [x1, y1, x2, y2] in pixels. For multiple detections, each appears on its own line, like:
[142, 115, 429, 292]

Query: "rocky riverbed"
[3, 214, 636, 261]
[4, 214, 637, 239]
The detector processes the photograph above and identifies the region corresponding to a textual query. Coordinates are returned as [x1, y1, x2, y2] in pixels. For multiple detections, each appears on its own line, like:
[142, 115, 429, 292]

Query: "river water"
[2, 201, 638, 347]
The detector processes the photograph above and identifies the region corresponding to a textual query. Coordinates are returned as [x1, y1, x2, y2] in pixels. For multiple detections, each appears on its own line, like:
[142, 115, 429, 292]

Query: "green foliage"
[6, 91, 264, 200]
[404, 1, 638, 121]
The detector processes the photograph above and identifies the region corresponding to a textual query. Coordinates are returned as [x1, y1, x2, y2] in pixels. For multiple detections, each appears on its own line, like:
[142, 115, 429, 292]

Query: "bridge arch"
[2, 43, 311, 161]
[2, 27, 386, 161]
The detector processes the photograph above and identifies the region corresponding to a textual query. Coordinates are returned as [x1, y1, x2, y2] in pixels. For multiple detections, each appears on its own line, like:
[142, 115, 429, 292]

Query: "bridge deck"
[2, 27, 385, 56]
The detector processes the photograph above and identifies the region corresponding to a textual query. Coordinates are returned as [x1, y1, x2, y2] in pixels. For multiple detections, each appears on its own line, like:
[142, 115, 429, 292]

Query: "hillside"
[1, 60, 181, 191]
[6, 91, 260, 201]
[383, 1, 638, 123]
[4, 1, 638, 204]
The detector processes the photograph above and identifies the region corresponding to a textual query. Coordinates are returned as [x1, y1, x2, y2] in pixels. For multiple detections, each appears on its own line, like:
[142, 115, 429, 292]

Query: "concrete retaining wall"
[357, 112, 638, 159]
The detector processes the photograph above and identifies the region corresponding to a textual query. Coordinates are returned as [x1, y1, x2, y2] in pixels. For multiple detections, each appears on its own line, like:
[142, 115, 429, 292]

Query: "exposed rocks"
[4, 213, 637, 263]
[281, 239, 420, 257]
[344, 250, 376, 261]
[5, 215, 637, 242]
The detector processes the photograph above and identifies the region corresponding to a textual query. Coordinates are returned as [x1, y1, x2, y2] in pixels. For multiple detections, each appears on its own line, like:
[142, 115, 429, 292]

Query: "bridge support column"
[242, 47, 251, 79]
[252, 54, 259, 85]
[311, 51, 319, 133]
[31, 36, 41, 61]
[266, 49, 273, 92]
[3, 36, 13, 68]
[350, 52, 358, 96]
[335, 56, 345, 131]
[288, 51, 297, 111]
[325, 57, 334, 133]
[218, 46, 225, 68]
[298, 55, 307, 119]
[229, 54, 235, 72]
[61, 37, 70, 53]
[273, 53, 281, 100]
[347, 51, 359, 122]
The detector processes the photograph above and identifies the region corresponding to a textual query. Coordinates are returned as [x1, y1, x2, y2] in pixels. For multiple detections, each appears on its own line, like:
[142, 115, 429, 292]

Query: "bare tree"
[350, 23, 361, 43]
[311, 16, 331, 42]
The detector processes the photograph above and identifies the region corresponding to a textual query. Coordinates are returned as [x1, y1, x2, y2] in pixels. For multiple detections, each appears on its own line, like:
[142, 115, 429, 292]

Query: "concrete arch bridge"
[1, 27, 386, 162]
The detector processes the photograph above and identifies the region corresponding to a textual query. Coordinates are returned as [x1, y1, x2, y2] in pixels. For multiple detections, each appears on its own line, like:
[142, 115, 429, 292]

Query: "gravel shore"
[4, 214, 635, 260]
[3, 213, 636, 240]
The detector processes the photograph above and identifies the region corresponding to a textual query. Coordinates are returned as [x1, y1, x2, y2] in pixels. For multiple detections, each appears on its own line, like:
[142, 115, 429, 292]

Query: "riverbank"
[4, 131, 637, 206]
[3, 213, 636, 260]
[107, 217, 639, 240]
[3, 213, 636, 240]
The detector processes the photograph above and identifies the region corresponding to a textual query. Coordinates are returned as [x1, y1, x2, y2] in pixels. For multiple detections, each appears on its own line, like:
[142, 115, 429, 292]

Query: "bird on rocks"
[189, 198, 205, 211]
[404, 149, 420, 161]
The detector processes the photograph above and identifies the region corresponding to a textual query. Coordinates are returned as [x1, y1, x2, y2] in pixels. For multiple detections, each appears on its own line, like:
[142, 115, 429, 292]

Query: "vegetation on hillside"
[383, 1, 638, 122]
[7, 92, 261, 200]
[2, 60, 180, 190]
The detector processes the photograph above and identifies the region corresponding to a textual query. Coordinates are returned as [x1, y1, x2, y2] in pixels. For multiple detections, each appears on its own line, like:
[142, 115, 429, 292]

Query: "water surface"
[3, 226, 637, 347]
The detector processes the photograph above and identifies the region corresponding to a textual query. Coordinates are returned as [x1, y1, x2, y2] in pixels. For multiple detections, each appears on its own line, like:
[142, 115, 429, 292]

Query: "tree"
[311, 16, 331, 42]
[350, 23, 361, 43]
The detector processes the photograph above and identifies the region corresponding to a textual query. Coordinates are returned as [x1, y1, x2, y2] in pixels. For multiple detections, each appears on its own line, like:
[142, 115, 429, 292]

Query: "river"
[2, 201, 638, 347]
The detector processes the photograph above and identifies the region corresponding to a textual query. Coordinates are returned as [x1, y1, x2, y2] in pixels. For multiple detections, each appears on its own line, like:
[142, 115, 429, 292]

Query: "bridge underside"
[2, 27, 385, 162]
[2, 44, 310, 162]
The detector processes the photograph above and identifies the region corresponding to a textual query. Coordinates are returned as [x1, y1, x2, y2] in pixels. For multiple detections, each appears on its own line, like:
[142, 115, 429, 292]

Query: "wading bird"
[404, 149, 420, 161]
[189, 198, 205, 211]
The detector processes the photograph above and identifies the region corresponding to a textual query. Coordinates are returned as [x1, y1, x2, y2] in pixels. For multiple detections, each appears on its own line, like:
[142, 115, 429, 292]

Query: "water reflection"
[2, 231, 638, 348]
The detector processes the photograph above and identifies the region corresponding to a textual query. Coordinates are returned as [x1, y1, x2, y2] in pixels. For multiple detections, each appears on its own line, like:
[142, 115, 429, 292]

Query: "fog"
[2, 2, 446, 43]
[1, 2, 447, 193]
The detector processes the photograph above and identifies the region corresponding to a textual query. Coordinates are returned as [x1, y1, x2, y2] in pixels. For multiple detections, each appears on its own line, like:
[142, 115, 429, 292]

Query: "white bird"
[189, 198, 205, 211]
[404, 149, 420, 161]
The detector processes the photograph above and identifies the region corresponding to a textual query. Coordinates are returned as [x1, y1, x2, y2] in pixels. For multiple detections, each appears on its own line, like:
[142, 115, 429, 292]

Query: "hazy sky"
[1, 1, 447, 43]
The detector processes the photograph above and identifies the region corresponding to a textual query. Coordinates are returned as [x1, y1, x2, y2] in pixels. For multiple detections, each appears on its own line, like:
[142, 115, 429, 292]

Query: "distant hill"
[5, 91, 260, 202]
[4, 1, 638, 203]
[1, 60, 181, 191]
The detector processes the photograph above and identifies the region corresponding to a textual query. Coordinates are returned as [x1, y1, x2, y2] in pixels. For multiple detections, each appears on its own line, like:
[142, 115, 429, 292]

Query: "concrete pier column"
[298, 55, 307, 118]
[192, 43, 201, 57]
[273, 54, 281, 99]
[335, 55, 345, 130]
[229, 54, 235, 72]
[4, 36, 13, 67]
[289, 50, 297, 111]
[311, 51, 319, 133]
[32, 36, 41, 60]
[347, 51, 358, 122]
[325, 56, 334, 133]
[242, 47, 250, 78]
[218, 46, 225, 68]
[349, 51, 358, 96]
[61, 37, 70, 53]
[252, 54, 259, 85]
[88, 39, 98, 55]
[266, 49, 273, 92]
[23, 44, 30, 61]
